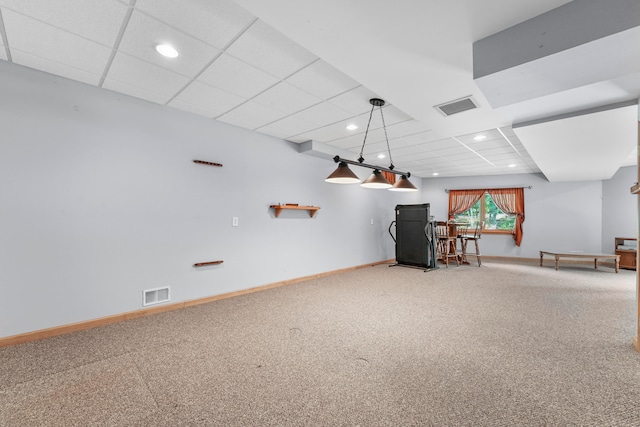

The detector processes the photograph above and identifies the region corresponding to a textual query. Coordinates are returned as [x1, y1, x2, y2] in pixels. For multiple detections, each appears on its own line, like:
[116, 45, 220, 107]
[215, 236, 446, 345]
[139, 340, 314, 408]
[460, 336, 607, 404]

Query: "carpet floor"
[1, 259, 639, 426]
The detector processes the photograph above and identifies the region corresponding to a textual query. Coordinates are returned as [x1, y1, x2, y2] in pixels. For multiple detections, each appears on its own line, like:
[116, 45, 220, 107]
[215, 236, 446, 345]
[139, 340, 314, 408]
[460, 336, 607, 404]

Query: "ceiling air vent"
[434, 96, 478, 117]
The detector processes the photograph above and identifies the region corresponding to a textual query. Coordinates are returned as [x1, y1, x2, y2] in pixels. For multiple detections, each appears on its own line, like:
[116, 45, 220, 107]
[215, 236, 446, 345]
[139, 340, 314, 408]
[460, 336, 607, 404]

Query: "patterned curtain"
[447, 189, 485, 219]
[487, 188, 525, 246]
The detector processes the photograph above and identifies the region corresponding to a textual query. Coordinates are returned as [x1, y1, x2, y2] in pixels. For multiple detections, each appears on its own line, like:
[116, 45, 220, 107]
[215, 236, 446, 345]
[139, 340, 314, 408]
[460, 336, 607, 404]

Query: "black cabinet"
[393, 204, 436, 269]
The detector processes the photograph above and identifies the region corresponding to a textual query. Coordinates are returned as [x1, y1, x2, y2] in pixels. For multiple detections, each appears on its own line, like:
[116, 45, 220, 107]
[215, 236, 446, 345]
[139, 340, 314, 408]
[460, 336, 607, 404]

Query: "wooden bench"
[539, 251, 620, 273]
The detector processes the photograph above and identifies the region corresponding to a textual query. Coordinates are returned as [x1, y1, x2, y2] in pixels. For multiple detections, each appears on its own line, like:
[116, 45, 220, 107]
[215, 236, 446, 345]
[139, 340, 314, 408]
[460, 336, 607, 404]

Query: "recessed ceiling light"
[377, 153, 386, 159]
[508, 164, 516, 168]
[432, 172, 439, 176]
[156, 44, 179, 58]
[473, 134, 487, 141]
[346, 124, 358, 131]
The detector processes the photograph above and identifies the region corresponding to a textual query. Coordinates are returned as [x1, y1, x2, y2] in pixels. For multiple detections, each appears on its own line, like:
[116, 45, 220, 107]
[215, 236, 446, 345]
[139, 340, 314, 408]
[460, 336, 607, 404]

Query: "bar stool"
[436, 221, 459, 267]
[455, 223, 468, 261]
[459, 222, 483, 266]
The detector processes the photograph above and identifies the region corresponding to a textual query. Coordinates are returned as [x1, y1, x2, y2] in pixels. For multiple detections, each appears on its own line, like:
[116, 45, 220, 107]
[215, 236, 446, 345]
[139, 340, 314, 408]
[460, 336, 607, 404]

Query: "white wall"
[422, 170, 636, 258]
[0, 62, 420, 338]
[602, 165, 637, 253]
[2, 60, 634, 339]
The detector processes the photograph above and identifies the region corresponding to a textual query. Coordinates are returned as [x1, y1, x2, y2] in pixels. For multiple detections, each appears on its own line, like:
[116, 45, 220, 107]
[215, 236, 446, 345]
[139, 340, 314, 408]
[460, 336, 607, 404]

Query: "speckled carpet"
[1, 260, 639, 426]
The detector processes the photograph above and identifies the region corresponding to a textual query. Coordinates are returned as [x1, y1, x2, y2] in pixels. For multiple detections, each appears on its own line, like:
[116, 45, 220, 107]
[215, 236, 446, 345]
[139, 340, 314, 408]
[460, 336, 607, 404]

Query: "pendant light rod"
[331, 155, 411, 178]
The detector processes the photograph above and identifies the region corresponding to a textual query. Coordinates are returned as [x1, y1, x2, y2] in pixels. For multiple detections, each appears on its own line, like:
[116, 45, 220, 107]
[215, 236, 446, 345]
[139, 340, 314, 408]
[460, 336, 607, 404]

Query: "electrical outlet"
[370, 218, 374, 225]
[232, 217, 239, 227]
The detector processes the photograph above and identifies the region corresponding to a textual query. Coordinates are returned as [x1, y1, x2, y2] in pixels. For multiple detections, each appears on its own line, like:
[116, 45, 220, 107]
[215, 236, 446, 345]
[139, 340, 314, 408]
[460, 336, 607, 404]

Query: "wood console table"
[539, 250, 620, 273]
[614, 237, 637, 270]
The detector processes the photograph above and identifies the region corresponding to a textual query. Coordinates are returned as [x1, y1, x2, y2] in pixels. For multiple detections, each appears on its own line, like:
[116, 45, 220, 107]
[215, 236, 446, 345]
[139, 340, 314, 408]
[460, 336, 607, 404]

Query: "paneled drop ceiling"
[0, 0, 637, 180]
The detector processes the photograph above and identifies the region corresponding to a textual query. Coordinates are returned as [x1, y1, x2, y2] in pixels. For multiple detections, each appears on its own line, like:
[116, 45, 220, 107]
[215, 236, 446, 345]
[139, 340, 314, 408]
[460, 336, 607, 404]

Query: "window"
[453, 192, 515, 233]
[447, 187, 525, 246]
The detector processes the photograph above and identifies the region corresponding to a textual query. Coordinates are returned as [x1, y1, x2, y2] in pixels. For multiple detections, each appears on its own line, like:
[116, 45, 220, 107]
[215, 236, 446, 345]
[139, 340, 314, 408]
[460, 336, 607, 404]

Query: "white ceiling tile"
[414, 158, 456, 167]
[10, 50, 101, 85]
[3, 10, 112, 75]
[217, 100, 286, 130]
[327, 86, 378, 115]
[485, 153, 524, 162]
[508, 141, 527, 152]
[385, 120, 432, 138]
[360, 141, 392, 156]
[387, 136, 428, 149]
[102, 78, 171, 104]
[291, 102, 353, 127]
[422, 139, 461, 150]
[471, 140, 511, 150]
[198, 53, 279, 99]
[410, 131, 446, 144]
[378, 105, 412, 126]
[476, 146, 518, 156]
[454, 156, 491, 166]
[393, 154, 429, 164]
[134, 0, 255, 49]
[286, 60, 359, 100]
[106, 52, 191, 97]
[332, 104, 410, 132]
[466, 164, 502, 171]
[326, 130, 385, 151]
[389, 145, 430, 157]
[118, 11, 220, 77]
[359, 128, 389, 144]
[498, 126, 517, 138]
[256, 114, 318, 140]
[252, 82, 321, 115]
[431, 146, 471, 156]
[325, 135, 359, 149]
[456, 128, 505, 144]
[394, 150, 442, 162]
[293, 118, 370, 143]
[226, 20, 317, 79]
[0, 0, 127, 46]
[173, 81, 245, 117]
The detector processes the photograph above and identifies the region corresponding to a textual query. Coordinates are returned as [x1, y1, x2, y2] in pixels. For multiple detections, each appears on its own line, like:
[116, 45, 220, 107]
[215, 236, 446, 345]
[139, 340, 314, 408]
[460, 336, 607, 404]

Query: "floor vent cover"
[434, 96, 478, 116]
[143, 287, 170, 306]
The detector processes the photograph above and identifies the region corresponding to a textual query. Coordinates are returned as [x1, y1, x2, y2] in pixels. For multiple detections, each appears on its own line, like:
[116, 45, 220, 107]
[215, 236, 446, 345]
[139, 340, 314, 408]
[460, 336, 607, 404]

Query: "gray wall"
[0, 62, 420, 338]
[423, 167, 637, 258]
[602, 165, 637, 253]
[1, 60, 635, 339]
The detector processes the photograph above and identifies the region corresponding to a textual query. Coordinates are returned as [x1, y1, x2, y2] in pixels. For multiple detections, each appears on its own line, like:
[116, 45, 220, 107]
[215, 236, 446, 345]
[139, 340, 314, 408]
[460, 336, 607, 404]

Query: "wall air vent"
[143, 286, 170, 307]
[434, 96, 478, 117]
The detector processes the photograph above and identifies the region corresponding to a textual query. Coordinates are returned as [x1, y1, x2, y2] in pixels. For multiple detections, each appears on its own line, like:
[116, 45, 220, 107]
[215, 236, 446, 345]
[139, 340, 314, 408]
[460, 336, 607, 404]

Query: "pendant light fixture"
[361, 169, 392, 189]
[325, 98, 417, 192]
[389, 175, 416, 191]
[325, 161, 360, 184]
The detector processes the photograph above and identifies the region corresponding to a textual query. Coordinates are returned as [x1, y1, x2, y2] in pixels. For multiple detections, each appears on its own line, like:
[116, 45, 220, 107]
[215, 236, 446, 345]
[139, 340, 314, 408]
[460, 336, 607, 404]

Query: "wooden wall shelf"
[270, 204, 320, 218]
[193, 260, 224, 267]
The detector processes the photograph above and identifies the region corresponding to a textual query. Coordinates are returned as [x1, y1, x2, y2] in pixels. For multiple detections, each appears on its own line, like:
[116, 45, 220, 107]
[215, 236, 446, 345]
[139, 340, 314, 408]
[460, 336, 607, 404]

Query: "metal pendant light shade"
[325, 161, 360, 184]
[389, 175, 418, 192]
[361, 169, 392, 189]
[326, 98, 416, 191]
